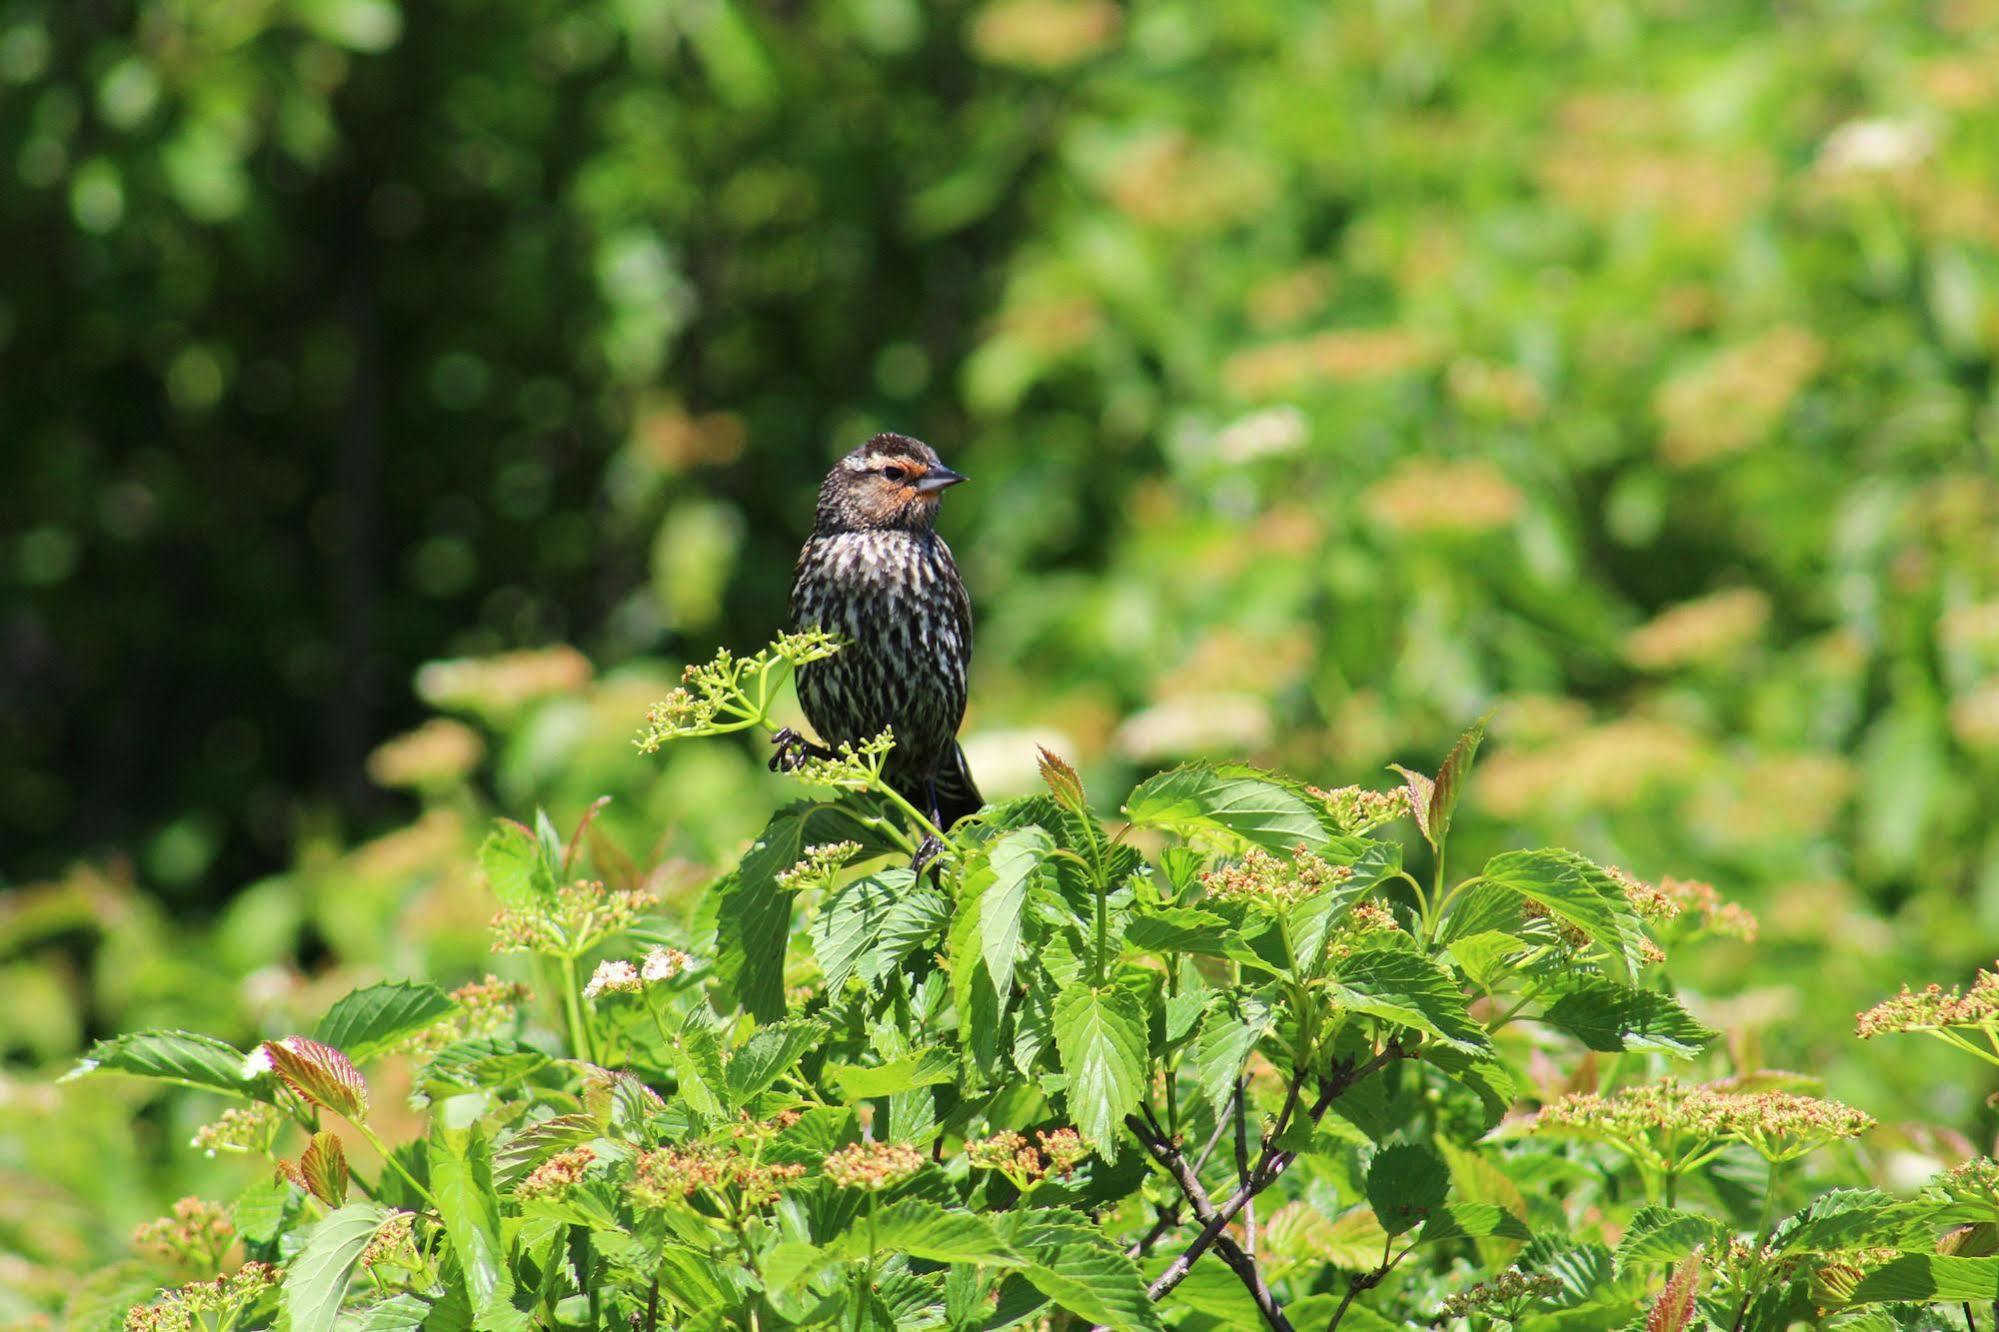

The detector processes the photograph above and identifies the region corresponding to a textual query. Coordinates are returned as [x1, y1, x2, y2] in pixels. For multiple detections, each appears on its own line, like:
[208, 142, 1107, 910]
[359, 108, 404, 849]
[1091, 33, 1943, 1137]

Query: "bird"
[775, 432, 983, 855]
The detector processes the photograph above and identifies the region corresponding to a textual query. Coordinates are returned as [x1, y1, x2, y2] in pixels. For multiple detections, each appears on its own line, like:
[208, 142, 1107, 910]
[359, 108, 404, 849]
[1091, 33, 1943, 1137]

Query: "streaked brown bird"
[776, 432, 983, 847]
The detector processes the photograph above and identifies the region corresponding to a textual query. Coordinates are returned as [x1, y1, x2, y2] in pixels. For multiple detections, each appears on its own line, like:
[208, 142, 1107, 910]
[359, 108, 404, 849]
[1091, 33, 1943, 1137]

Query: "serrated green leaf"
[1126, 907, 1233, 956]
[280, 1202, 393, 1332]
[233, 1170, 295, 1246]
[723, 802, 878, 1021]
[411, 1037, 549, 1103]
[727, 1019, 827, 1106]
[314, 981, 456, 1063]
[813, 872, 899, 997]
[1366, 1144, 1449, 1236]
[1123, 763, 1330, 852]
[825, 1199, 1021, 1265]
[1848, 1254, 1999, 1303]
[1480, 848, 1650, 982]
[1011, 1224, 1164, 1332]
[981, 826, 1051, 998]
[1540, 976, 1716, 1057]
[1416, 1202, 1532, 1245]
[334, 1293, 430, 1331]
[1613, 1207, 1728, 1272]
[478, 823, 548, 909]
[1193, 992, 1270, 1117]
[825, 1047, 957, 1100]
[1328, 945, 1490, 1054]
[430, 1122, 526, 1331]
[63, 1029, 257, 1097]
[1052, 985, 1148, 1156]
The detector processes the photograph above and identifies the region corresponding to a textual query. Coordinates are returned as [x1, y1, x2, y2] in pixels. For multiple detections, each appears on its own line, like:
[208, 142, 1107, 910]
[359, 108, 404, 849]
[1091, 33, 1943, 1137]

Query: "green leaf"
[1416, 1202, 1532, 1246]
[727, 1020, 828, 1106]
[1848, 1254, 1999, 1303]
[813, 872, 900, 997]
[1001, 1214, 1164, 1332]
[478, 823, 548, 909]
[1053, 985, 1149, 1156]
[825, 1047, 957, 1100]
[233, 1171, 296, 1246]
[1366, 1144, 1449, 1236]
[722, 802, 876, 1021]
[1539, 977, 1716, 1057]
[1771, 1190, 1928, 1255]
[1613, 1207, 1729, 1272]
[1328, 946, 1491, 1054]
[280, 1202, 393, 1332]
[314, 981, 456, 1063]
[981, 826, 1051, 998]
[430, 1122, 527, 1331]
[334, 1293, 430, 1331]
[825, 1199, 1021, 1265]
[860, 882, 950, 988]
[1126, 907, 1233, 956]
[412, 1038, 549, 1102]
[63, 1029, 257, 1097]
[1123, 763, 1330, 852]
[1480, 848, 1651, 981]
[670, 1012, 729, 1118]
[1193, 992, 1270, 1117]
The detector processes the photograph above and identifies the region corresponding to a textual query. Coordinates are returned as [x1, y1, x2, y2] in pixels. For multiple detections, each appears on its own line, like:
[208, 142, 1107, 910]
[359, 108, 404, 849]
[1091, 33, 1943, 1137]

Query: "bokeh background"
[6, 0, 1999, 1315]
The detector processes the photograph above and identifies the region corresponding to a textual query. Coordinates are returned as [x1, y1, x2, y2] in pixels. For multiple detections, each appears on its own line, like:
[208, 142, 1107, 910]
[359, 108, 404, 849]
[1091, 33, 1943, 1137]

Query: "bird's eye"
[881, 466, 907, 483]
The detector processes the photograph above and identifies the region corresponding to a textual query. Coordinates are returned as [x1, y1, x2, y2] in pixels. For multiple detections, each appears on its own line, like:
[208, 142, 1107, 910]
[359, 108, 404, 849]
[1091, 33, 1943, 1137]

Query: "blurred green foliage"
[6, 0, 1999, 1313]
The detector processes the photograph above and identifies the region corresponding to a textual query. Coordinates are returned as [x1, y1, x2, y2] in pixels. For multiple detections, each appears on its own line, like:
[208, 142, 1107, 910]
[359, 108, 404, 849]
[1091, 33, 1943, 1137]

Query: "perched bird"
[778, 432, 983, 846]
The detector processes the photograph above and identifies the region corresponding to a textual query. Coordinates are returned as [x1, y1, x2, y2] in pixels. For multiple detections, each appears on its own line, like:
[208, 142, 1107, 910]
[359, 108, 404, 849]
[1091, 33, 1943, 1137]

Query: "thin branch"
[1149, 1043, 1413, 1303]
[1234, 1075, 1255, 1258]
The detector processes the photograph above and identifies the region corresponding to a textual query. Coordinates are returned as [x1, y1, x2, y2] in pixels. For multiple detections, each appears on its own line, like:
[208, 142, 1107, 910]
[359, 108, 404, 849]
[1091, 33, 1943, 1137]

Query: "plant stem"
[558, 953, 597, 1066]
[353, 1120, 437, 1211]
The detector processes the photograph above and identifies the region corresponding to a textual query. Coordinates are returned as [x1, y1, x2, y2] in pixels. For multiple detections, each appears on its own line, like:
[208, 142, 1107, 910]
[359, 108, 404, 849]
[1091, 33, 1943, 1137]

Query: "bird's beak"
[914, 466, 968, 494]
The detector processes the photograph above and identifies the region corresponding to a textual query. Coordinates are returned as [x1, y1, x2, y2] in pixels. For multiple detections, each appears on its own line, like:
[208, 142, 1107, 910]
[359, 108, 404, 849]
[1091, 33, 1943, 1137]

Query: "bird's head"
[814, 432, 967, 534]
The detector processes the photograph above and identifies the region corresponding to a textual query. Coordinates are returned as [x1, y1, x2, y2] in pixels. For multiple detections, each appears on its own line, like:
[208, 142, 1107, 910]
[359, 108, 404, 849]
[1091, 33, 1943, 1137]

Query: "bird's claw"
[911, 833, 946, 879]
[768, 727, 815, 773]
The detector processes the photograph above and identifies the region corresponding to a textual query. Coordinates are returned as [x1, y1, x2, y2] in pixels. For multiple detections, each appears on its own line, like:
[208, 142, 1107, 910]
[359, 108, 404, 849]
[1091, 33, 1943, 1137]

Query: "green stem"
[353, 1120, 438, 1211]
[558, 953, 598, 1066]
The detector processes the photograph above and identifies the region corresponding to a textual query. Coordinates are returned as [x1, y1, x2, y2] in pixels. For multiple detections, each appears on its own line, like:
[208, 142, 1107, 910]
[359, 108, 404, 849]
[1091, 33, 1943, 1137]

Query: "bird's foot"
[911, 833, 946, 879]
[768, 727, 832, 773]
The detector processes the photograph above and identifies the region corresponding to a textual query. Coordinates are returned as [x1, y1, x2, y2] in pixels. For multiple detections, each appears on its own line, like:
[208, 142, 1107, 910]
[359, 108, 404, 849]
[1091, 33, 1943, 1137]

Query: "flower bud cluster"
[516, 1146, 598, 1201]
[190, 1103, 281, 1157]
[966, 1128, 1089, 1184]
[729, 1110, 803, 1142]
[628, 1144, 805, 1209]
[1201, 845, 1353, 910]
[636, 634, 841, 753]
[777, 841, 862, 891]
[132, 1198, 235, 1270]
[1530, 1080, 1873, 1165]
[1931, 1157, 1999, 1211]
[1437, 1267, 1563, 1318]
[823, 1140, 925, 1191]
[1309, 784, 1412, 836]
[1857, 969, 1999, 1038]
[123, 1262, 283, 1332]
[795, 732, 897, 791]
[400, 975, 532, 1055]
[490, 879, 658, 957]
[360, 1211, 418, 1271]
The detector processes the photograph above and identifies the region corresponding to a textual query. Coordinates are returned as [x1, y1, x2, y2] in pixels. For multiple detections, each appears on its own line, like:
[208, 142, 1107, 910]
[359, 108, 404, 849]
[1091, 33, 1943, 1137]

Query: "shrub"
[67, 640, 1999, 1331]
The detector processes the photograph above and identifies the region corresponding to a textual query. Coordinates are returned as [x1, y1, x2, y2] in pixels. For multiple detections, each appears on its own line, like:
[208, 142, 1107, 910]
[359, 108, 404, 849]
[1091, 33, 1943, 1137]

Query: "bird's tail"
[933, 742, 984, 829]
[895, 743, 984, 832]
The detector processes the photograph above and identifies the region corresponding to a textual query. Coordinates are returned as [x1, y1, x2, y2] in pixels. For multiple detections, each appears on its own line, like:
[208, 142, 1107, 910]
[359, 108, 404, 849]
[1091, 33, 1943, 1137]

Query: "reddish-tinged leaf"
[1037, 746, 1087, 813]
[1388, 765, 1436, 845]
[1647, 1255, 1700, 1332]
[564, 796, 612, 875]
[1428, 711, 1491, 851]
[300, 1131, 350, 1206]
[263, 1037, 369, 1120]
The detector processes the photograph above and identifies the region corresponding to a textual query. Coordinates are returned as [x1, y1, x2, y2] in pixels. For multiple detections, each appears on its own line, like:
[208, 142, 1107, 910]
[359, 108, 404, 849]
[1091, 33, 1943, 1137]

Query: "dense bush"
[45, 641, 1999, 1331]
